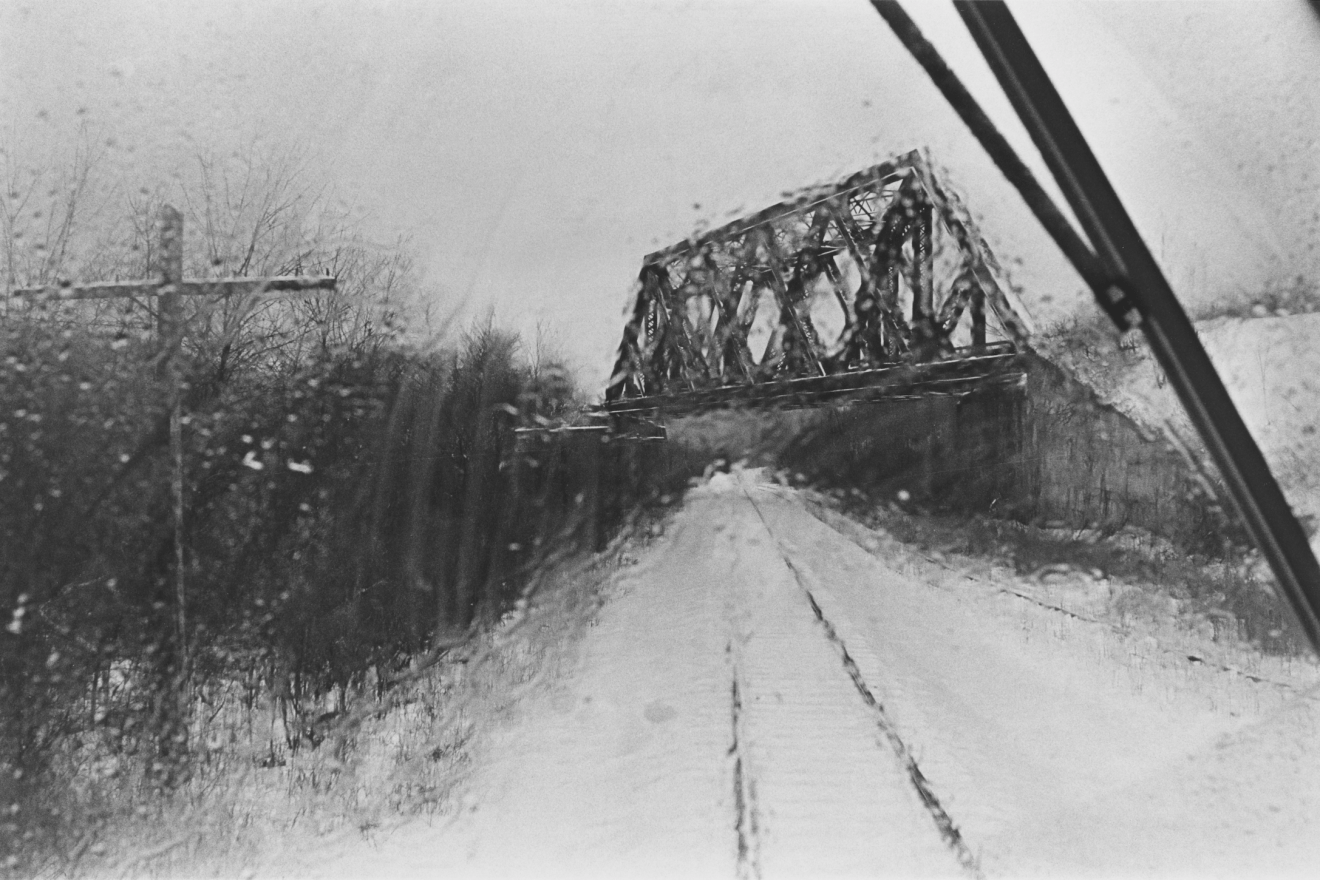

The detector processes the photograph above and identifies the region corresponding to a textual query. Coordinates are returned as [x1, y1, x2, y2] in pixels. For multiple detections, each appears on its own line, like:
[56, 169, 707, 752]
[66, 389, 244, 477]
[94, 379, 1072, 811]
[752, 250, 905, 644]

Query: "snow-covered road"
[312, 469, 1320, 879]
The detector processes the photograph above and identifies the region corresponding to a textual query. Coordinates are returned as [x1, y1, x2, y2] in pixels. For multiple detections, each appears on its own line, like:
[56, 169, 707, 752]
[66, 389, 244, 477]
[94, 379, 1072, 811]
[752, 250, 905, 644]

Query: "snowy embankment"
[295, 468, 1320, 879]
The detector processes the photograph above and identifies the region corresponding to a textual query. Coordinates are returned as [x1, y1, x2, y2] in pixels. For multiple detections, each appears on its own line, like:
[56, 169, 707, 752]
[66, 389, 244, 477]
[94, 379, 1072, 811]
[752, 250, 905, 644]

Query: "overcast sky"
[3, 0, 1318, 389]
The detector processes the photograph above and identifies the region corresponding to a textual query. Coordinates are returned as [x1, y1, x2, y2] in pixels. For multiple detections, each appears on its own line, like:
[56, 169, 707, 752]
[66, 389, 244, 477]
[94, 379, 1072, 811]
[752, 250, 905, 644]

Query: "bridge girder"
[605, 150, 1034, 412]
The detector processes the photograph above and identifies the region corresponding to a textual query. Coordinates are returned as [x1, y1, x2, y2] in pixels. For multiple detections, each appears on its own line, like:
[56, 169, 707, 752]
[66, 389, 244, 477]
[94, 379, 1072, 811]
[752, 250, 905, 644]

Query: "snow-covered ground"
[282, 468, 1320, 879]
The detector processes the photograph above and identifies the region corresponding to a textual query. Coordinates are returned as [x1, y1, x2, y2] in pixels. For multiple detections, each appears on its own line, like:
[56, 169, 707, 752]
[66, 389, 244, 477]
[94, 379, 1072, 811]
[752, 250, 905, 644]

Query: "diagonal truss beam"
[606, 150, 1032, 406]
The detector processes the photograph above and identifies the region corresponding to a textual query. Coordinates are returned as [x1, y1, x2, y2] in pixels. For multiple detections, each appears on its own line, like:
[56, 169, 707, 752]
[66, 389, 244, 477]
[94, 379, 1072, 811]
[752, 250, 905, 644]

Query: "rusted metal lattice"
[604, 150, 1034, 414]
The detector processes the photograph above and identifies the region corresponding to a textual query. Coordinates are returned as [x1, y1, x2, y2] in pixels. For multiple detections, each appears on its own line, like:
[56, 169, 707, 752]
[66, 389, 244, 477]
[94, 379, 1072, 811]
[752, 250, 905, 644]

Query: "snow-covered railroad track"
[715, 481, 966, 879]
[744, 489, 982, 878]
[302, 468, 1320, 879]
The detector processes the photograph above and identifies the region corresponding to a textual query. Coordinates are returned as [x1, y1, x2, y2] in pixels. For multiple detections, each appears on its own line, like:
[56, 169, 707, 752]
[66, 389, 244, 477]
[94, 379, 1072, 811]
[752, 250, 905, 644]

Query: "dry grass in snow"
[53, 529, 649, 880]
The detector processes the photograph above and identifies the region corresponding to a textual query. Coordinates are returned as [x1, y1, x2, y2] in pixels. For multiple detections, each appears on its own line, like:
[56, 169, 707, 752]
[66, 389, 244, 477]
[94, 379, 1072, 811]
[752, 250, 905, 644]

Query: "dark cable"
[950, 0, 1320, 653]
[864, 1, 1139, 328]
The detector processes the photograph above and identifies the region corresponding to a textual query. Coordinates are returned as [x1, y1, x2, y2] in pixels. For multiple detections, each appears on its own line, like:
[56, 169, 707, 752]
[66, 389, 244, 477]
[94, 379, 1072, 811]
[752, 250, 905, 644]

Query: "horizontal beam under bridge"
[597, 346, 1025, 417]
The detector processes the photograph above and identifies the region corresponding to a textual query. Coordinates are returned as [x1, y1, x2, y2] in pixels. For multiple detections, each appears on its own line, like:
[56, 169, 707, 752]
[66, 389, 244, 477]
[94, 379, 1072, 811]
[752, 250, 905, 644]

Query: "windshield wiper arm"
[947, 0, 1320, 653]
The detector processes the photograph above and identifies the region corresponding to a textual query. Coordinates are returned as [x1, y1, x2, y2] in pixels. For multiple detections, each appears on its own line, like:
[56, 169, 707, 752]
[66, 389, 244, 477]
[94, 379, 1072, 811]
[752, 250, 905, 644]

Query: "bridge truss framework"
[604, 150, 1034, 416]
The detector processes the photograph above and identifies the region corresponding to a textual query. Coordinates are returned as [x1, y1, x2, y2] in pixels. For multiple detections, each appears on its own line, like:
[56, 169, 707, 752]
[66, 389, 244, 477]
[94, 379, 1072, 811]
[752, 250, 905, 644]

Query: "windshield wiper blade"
[944, 0, 1320, 653]
[865, 0, 1320, 653]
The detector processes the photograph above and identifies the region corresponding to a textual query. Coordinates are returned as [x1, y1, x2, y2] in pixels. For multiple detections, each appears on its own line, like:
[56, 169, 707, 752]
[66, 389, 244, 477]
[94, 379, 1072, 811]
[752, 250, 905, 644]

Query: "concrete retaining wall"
[707, 353, 1232, 552]
[1015, 352, 1230, 550]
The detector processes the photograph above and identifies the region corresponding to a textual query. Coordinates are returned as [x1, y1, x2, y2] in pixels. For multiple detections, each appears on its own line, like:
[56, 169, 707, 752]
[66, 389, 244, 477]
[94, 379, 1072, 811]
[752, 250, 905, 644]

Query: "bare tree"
[3, 132, 424, 359]
[1, 125, 119, 300]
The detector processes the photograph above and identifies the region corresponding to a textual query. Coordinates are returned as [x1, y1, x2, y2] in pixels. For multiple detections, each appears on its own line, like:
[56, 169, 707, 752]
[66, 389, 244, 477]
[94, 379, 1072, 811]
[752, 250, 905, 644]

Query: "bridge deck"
[599, 343, 1024, 417]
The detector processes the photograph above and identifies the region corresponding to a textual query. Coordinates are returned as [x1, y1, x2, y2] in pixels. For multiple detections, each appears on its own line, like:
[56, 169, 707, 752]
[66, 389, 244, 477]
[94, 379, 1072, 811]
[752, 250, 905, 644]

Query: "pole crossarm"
[12, 274, 337, 302]
[11, 204, 339, 685]
[605, 150, 1033, 409]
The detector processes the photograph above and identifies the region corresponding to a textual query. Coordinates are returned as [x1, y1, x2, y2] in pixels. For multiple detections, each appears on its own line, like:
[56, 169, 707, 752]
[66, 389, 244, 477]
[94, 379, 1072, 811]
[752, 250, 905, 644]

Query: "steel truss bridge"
[602, 150, 1034, 417]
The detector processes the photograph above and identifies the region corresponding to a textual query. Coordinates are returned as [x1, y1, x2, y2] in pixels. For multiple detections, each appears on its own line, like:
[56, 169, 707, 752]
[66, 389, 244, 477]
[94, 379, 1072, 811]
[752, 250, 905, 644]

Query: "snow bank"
[288, 477, 1320, 878]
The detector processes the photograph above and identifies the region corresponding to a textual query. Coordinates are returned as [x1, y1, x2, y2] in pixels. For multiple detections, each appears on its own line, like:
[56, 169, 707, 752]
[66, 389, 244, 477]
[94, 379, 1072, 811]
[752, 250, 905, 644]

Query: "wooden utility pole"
[158, 205, 188, 675]
[14, 205, 336, 681]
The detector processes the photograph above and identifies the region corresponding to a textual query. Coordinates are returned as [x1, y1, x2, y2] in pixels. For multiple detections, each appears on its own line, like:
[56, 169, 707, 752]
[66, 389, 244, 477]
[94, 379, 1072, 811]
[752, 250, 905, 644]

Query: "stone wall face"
[727, 382, 1024, 513]
[764, 354, 1229, 551]
[662, 350, 1232, 552]
[1015, 352, 1229, 549]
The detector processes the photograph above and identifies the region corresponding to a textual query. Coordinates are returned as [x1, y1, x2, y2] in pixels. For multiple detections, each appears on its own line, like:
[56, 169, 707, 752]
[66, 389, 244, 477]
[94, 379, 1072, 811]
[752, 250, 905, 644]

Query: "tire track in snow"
[728, 661, 763, 880]
[721, 501, 763, 879]
[745, 488, 984, 879]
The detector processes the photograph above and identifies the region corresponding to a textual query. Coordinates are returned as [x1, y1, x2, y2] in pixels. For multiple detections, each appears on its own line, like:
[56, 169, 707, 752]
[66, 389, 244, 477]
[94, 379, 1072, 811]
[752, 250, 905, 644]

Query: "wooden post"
[12, 208, 337, 694]
[155, 206, 189, 682]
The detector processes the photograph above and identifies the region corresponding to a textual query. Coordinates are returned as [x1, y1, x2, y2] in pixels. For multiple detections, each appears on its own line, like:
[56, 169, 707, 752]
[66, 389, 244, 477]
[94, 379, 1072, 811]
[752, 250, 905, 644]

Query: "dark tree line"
[0, 136, 699, 872]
